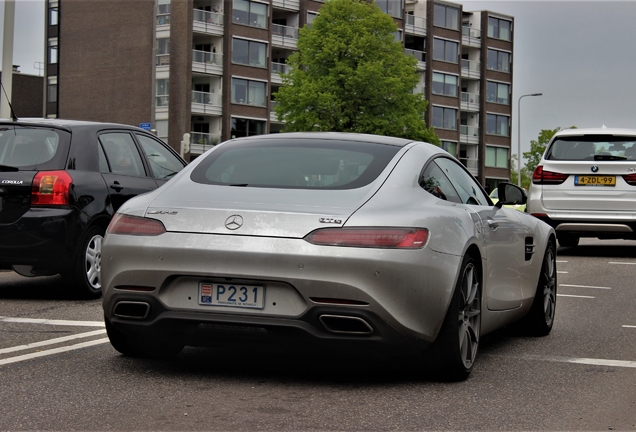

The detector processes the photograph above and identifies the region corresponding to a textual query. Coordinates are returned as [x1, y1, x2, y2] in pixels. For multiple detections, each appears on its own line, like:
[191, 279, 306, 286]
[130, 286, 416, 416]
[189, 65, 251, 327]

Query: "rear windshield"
[190, 138, 401, 189]
[0, 126, 70, 170]
[546, 135, 636, 161]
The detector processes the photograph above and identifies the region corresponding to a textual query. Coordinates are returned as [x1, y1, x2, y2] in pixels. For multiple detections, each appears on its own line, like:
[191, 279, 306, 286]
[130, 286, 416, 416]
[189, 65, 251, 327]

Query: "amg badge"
[319, 217, 342, 224]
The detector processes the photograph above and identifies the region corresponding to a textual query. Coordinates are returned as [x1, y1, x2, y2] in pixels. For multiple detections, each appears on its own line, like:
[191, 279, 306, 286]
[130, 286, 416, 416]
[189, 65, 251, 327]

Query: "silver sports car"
[101, 132, 556, 381]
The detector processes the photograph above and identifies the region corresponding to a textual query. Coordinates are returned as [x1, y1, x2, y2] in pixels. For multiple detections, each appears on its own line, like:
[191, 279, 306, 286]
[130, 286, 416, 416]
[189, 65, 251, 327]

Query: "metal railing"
[156, 95, 169, 107]
[192, 91, 222, 106]
[190, 132, 221, 146]
[405, 14, 426, 35]
[461, 26, 481, 44]
[272, 62, 290, 75]
[460, 125, 480, 137]
[193, 9, 223, 26]
[192, 50, 222, 65]
[413, 84, 425, 95]
[156, 54, 170, 66]
[459, 157, 479, 169]
[157, 14, 170, 26]
[272, 24, 299, 39]
[461, 92, 479, 104]
[272, 0, 300, 9]
[461, 59, 480, 77]
[405, 48, 426, 62]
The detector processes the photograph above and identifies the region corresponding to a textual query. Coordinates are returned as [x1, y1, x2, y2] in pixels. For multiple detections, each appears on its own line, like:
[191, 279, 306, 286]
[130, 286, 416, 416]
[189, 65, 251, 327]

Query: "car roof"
[554, 127, 636, 138]
[228, 132, 417, 147]
[0, 117, 146, 133]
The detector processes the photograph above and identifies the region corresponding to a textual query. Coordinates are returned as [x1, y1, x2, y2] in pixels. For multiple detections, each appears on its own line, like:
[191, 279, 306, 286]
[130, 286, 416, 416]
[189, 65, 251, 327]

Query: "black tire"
[64, 225, 105, 299]
[557, 234, 579, 248]
[517, 240, 557, 336]
[105, 317, 183, 359]
[424, 254, 481, 382]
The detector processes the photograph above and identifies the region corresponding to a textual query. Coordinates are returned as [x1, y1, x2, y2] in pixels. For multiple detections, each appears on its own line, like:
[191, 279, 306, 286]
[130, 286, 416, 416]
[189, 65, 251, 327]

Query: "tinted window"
[434, 157, 489, 205]
[546, 136, 636, 161]
[136, 134, 185, 180]
[0, 126, 69, 170]
[190, 139, 401, 189]
[420, 161, 461, 203]
[99, 133, 147, 177]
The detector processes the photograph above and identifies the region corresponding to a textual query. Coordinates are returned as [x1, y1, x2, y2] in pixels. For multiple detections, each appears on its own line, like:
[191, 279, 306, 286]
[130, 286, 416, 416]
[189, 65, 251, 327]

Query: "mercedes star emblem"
[591, 166, 599, 173]
[225, 215, 244, 230]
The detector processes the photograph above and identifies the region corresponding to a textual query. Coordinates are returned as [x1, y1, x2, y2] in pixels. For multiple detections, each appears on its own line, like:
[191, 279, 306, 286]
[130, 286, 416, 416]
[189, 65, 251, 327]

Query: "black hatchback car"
[0, 119, 186, 298]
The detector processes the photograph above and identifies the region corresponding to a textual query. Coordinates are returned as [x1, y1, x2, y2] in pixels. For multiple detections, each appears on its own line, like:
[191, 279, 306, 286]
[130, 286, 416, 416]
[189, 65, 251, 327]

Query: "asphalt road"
[0, 238, 635, 431]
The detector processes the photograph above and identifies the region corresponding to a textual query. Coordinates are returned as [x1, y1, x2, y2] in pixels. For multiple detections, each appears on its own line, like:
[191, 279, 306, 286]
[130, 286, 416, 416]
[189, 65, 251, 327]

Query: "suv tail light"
[107, 214, 166, 236]
[532, 166, 569, 185]
[305, 228, 429, 249]
[623, 173, 636, 186]
[31, 170, 72, 205]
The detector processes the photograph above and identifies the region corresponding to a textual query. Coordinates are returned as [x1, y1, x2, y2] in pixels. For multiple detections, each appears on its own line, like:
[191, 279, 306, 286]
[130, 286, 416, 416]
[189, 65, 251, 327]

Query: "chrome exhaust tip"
[113, 301, 150, 320]
[319, 315, 374, 335]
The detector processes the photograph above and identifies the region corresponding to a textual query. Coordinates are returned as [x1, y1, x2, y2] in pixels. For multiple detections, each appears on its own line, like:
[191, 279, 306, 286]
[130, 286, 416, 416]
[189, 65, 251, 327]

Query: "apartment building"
[0, 67, 43, 118]
[44, 0, 513, 189]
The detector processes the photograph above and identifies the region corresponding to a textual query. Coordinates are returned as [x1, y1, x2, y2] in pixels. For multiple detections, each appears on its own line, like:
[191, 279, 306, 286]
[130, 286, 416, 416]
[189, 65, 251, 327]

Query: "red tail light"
[107, 214, 166, 236]
[623, 173, 636, 186]
[31, 170, 72, 205]
[305, 228, 429, 249]
[532, 166, 569, 185]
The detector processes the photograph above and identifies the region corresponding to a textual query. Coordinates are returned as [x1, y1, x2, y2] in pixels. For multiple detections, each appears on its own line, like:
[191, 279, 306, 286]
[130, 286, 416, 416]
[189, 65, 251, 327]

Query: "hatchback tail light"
[623, 173, 636, 186]
[304, 228, 429, 249]
[31, 170, 73, 205]
[107, 214, 166, 236]
[532, 166, 569, 185]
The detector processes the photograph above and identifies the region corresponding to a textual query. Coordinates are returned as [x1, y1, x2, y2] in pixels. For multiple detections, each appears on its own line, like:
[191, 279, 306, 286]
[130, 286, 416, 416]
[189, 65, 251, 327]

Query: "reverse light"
[532, 166, 569, 185]
[623, 173, 636, 186]
[31, 170, 72, 205]
[304, 228, 429, 249]
[107, 214, 166, 236]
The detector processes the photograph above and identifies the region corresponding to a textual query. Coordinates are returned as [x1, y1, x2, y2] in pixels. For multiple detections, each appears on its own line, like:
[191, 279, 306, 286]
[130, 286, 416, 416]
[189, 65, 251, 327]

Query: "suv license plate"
[199, 283, 265, 309]
[575, 175, 616, 186]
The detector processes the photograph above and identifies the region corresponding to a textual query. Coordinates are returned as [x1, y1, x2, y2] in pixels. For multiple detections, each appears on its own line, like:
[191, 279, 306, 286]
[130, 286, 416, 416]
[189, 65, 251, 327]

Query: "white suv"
[527, 127, 636, 247]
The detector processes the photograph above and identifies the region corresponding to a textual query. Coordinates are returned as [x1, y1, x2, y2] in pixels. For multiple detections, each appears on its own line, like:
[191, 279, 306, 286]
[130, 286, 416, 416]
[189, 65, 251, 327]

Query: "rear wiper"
[594, 155, 626, 161]
[229, 183, 249, 187]
[0, 164, 18, 172]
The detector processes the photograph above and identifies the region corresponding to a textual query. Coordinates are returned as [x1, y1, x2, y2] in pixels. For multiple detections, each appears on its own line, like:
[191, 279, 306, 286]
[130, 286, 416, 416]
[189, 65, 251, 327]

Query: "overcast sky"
[1, 0, 636, 159]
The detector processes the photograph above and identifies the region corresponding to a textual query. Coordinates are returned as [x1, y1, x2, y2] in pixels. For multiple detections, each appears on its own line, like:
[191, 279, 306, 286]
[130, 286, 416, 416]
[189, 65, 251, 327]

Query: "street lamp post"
[517, 93, 543, 187]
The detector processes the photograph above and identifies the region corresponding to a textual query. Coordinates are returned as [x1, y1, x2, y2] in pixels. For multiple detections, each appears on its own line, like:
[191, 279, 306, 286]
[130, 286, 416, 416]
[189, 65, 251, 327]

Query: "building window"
[156, 79, 169, 106]
[156, 38, 170, 66]
[486, 114, 510, 136]
[432, 72, 458, 97]
[157, 0, 170, 25]
[376, 0, 402, 18]
[433, 4, 459, 30]
[432, 106, 457, 130]
[485, 146, 509, 168]
[488, 17, 511, 41]
[231, 78, 267, 106]
[48, 38, 58, 64]
[155, 120, 168, 140]
[486, 81, 510, 105]
[307, 11, 318, 28]
[231, 118, 266, 138]
[233, 0, 268, 29]
[232, 38, 267, 68]
[47, 76, 57, 103]
[433, 38, 458, 63]
[487, 49, 510, 73]
[49, 7, 58, 26]
[441, 141, 457, 156]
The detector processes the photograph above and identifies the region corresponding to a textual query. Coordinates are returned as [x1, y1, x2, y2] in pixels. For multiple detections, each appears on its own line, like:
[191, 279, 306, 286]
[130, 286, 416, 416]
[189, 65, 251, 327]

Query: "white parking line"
[556, 260, 568, 263]
[557, 294, 595, 299]
[0, 338, 110, 366]
[608, 262, 636, 265]
[0, 317, 105, 327]
[623, 325, 636, 329]
[0, 329, 106, 355]
[518, 354, 636, 369]
[557, 271, 568, 274]
[559, 284, 611, 290]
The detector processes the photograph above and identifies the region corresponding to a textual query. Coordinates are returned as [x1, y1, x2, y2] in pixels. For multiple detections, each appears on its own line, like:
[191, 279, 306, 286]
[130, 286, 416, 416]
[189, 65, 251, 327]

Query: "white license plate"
[199, 283, 265, 309]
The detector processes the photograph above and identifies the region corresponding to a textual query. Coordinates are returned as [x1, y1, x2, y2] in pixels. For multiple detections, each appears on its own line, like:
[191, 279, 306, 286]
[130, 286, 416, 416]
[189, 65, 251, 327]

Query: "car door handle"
[110, 182, 124, 192]
[487, 220, 499, 230]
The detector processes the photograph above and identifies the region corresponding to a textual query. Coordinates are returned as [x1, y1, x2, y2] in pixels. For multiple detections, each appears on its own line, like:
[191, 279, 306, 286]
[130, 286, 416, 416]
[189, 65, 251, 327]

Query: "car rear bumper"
[531, 214, 636, 239]
[0, 208, 81, 273]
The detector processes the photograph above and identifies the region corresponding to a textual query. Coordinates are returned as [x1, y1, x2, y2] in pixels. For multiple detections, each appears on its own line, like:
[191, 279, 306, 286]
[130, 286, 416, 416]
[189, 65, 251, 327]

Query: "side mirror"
[496, 182, 527, 207]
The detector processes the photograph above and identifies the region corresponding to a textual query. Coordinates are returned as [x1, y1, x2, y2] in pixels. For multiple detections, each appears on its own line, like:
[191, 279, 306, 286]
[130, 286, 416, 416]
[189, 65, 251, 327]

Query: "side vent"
[525, 237, 535, 261]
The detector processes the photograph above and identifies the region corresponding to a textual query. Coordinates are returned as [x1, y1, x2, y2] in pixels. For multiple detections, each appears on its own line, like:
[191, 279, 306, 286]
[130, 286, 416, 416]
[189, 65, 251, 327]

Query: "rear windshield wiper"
[229, 183, 249, 187]
[0, 164, 19, 172]
[594, 155, 626, 161]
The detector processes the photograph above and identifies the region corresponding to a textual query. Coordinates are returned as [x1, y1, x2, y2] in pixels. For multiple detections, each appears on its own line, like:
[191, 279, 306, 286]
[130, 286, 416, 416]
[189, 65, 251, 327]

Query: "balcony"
[270, 100, 280, 122]
[193, 9, 223, 36]
[272, 24, 299, 49]
[191, 91, 222, 116]
[192, 50, 223, 75]
[405, 49, 426, 70]
[461, 26, 481, 47]
[156, 95, 169, 107]
[156, 54, 170, 67]
[404, 14, 426, 36]
[190, 132, 221, 155]
[271, 61, 290, 84]
[157, 14, 170, 26]
[460, 157, 479, 175]
[461, 92, 479, 112]
[460, 125, 480, 144]
[413, 84, 425, 95]
[461, 59, 480, 79]
[272, 0, 299, 11]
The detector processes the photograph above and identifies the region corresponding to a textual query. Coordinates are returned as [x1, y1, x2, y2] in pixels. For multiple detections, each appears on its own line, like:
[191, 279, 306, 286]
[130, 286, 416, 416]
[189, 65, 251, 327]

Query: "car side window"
[98, 143, 110, 173]
[434, 157, 490, 206]
[420, 160, 462, 203]
[135, 134, 185, 180]
[99, 133, 147, 177]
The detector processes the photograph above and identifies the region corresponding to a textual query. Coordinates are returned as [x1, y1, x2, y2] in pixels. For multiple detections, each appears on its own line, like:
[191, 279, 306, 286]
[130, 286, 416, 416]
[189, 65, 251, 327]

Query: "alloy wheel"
[542, 247, 557, 326]
[458, 263, 480, 369]
[85, 234, 103, 290]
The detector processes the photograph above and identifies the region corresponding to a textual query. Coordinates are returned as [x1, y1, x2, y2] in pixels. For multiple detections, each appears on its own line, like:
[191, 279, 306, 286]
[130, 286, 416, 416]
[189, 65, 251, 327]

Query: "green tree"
[523, 126, 576, 173]
[510, 154, 531, 190]
[274, 0, 439, 144]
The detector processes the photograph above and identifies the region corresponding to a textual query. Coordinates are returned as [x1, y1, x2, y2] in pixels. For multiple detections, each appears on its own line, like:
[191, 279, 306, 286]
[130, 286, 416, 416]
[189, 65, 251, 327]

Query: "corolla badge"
[1, 180, 23, 184]
[591, 166, 599, 173]
[225, 215, 243, 230]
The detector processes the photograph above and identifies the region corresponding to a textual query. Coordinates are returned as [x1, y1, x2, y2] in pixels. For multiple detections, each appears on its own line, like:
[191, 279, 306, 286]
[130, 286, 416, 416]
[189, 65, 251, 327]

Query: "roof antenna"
[0, 81, 18, 122]
[602, 124, 607, 129]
